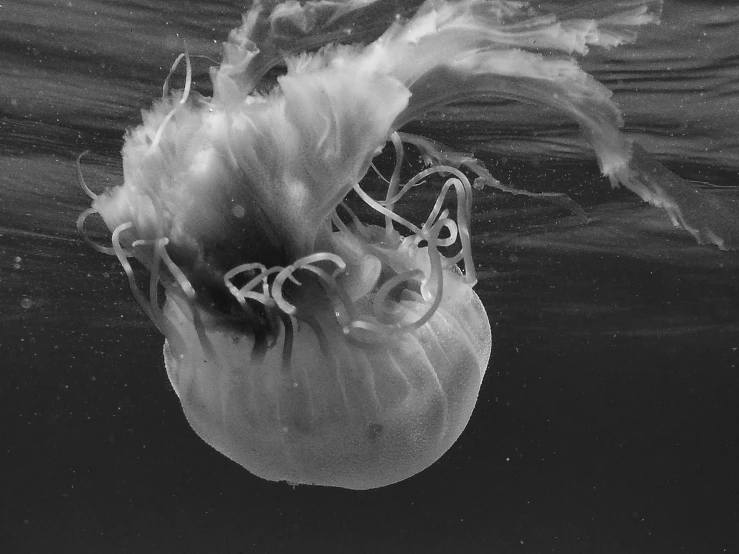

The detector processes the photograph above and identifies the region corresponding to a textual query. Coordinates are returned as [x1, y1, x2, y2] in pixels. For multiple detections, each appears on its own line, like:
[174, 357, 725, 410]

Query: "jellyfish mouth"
[78, 132, 479, 347]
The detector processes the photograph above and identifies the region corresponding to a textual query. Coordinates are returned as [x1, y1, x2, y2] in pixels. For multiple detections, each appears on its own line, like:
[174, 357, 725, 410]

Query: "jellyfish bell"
[161, 224, 491, 489]
[79, 0, 738, 489]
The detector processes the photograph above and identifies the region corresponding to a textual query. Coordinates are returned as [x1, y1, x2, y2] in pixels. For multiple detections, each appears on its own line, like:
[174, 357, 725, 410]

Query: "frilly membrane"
[90, 0, 739, 338]
[96, 0, 666, 271]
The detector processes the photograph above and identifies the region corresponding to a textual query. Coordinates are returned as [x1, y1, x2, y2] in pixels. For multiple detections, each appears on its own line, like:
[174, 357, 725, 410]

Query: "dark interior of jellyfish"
[77, 0, 738, 490]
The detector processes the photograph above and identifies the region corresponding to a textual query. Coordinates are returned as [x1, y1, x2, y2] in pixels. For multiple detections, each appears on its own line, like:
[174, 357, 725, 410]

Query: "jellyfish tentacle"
[142, 238, 169, 333]
[280, 313, 294, 379]
[331, 158, 480, 342]
[375, 162, 473, 254]
[419, 218, 445, 309]
[224, 263, 279, 312]
[223, 263, 265, 300]
[109, 225, 178, 365]
[382, 163, 476, 283]
[147, 240, 163, 315]
[381, 166, 439, 206]
[276, 312, 317, 436]
[431, 216, 459, 250]
[372, 269, 424, 324]
[370, 163, 390, 185]
[330, 211, 356, 241]
[428, 217, 461, 266]
[428, 169, 475, 284]
[125, 236, 191, 358]
[223, 263, 284, 339]
[125, 239, 164, 318]
[272, 253, 349, 315]
[147, 50, 193, 157]
[76, 150, 97, 200]
[244, 267, 282, 306]
[189, 297, 220, 373]
[422, 181, 455, 232]
[156, 238, 196, 301]
[76, 208, 117, 255]
[155, 238, 205, 355]
[111, 223, 153, 320]
[162, 51, 189, 99]
[384, 132, 405, 233]
[340, 218, 447, 341]
[353, 182, 424, 236]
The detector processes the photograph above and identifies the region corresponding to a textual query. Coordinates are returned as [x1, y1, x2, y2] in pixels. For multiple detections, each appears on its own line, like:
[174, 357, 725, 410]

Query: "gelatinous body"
[79, 0, 736, 489]
[163, 243, 490, 489]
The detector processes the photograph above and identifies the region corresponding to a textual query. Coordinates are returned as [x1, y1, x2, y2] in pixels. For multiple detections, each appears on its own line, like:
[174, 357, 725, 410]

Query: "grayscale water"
[2, 1, 737, 552]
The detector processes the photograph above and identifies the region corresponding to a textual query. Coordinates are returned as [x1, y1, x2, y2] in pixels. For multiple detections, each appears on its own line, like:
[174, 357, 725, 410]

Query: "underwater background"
[1, 0, 737, 552]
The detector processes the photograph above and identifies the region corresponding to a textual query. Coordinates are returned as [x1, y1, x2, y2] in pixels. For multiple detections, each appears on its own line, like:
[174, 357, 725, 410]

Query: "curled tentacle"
[272, 253, 348, 316]
[76, 150, 96, 200]
[77, 208, 117, 256]
[148, 50, 192, 156]
[372, 269, 424, 324]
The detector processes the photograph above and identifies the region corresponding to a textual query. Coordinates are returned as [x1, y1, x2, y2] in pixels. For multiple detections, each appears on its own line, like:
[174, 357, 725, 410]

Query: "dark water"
[2, 1, 738, 552]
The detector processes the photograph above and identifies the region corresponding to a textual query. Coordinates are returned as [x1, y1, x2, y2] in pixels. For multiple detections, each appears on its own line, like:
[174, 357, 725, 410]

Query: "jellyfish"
[78, 0, 737, 489]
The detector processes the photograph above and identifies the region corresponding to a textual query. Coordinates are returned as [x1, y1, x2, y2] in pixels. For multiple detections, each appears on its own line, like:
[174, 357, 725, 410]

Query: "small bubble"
[20, 298, 33, 309]
[232, 204, 246, 218]
[366, 423, 383, 441]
